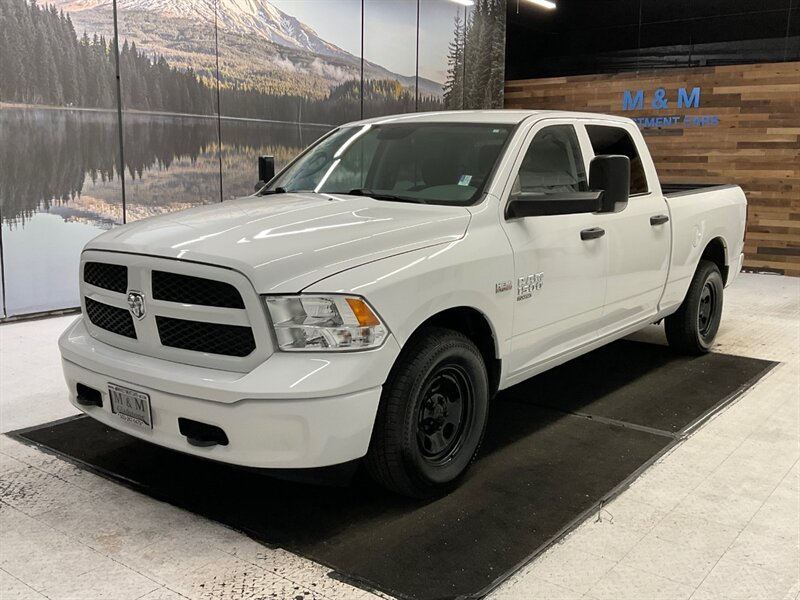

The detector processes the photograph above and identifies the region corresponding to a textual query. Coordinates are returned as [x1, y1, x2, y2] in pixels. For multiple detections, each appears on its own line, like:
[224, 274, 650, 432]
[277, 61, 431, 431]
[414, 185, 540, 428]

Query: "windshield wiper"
[346, 189, 427, 204]
[260, 187, 287, 196]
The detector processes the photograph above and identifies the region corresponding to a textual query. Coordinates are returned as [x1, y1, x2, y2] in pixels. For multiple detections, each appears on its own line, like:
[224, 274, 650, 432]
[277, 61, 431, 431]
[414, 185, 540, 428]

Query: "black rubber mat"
[508, 340, 775, 433]
[12, 341, 775, 600]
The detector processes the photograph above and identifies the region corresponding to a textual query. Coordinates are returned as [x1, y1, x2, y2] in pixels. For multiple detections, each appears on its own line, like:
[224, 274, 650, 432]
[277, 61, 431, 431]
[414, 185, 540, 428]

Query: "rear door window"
[585, 125, 649, 195]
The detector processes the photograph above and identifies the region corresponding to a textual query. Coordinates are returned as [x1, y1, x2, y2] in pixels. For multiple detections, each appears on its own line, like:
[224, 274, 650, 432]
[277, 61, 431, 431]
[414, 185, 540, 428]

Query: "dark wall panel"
[506, 0, 798, 79]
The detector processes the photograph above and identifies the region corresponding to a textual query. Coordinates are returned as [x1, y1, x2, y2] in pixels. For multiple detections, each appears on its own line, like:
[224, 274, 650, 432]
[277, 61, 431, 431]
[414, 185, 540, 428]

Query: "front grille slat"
[152, 271, 245, 309]
[85, 298, 137, 339]
[84, 262, 127, 293]
[156, 316, 255, 357]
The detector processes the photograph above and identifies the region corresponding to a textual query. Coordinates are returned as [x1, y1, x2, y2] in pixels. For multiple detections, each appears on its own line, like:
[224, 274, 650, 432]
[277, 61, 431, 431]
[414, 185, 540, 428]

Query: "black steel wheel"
[416, 364, 473, 465]
[365, 327, 489, 498]
[697, 280, 717, 338]
[666, 259, 724, 355]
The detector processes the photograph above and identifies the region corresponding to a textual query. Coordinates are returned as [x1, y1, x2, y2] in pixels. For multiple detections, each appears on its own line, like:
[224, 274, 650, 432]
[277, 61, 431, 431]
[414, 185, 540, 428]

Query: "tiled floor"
[1, 272, 798, 600]
[491, 273, 800, 600]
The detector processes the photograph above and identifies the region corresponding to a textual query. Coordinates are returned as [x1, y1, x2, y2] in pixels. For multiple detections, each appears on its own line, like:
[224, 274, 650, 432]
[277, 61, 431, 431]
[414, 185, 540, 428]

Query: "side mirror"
[589, 155, 630, 212]
[505, 191, 603, 219]
[254, 155, 275, 192]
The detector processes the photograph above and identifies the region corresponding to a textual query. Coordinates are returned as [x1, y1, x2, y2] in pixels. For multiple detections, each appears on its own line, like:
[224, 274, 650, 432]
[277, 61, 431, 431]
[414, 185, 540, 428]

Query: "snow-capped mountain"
[57, 0, 353, 60]
[53, 0, 445, 98]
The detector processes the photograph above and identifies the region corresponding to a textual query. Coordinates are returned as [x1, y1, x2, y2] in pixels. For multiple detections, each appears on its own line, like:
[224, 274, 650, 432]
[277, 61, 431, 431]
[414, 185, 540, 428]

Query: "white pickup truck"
[59, 110, 747, 497]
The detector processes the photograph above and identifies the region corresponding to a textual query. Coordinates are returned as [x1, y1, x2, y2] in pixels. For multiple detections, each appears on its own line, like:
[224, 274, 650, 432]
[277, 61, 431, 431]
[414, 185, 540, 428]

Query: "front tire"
[665, 259, 724, 355]
[365, 327, 489, 498]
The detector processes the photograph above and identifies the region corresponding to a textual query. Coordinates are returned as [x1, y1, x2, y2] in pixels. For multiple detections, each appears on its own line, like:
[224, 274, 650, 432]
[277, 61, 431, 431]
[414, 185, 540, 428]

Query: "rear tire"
[365, 327, 489, 498]
[665, 259, 724, 355]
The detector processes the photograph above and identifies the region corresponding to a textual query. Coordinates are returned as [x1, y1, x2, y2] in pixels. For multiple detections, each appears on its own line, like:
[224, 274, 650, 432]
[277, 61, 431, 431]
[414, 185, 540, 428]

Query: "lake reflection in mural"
[1, 107, 121, 316]
[0, 107, 327, 316]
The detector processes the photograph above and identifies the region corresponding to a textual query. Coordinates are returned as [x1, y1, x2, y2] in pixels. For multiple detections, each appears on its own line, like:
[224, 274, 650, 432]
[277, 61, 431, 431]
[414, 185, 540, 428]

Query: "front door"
[500, 122, 608, 379]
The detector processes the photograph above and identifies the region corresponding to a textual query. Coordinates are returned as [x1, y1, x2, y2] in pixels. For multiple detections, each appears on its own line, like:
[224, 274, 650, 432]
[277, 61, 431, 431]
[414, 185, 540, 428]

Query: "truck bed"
[661, 183, 738, 198]
[661, 182, 747, 307]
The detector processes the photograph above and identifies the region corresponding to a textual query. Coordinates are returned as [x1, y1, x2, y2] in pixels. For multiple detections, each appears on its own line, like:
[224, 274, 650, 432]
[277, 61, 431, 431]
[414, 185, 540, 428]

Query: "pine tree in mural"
[443, 13, 466, 110]
[0, 0, 444, 123]
[0, 1, 227, 114]
[443, 0, 506, 110]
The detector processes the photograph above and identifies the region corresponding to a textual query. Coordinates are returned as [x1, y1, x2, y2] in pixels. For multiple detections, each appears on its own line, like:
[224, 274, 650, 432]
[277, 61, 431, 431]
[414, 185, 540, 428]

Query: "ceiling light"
[529, 0, 557, 8]
[451, 0, 475, 6]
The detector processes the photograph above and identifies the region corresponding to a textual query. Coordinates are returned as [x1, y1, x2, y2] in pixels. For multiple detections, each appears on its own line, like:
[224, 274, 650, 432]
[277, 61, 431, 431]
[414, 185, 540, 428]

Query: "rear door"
[499, 121, 608, 379]
[580, 122, 671, 335]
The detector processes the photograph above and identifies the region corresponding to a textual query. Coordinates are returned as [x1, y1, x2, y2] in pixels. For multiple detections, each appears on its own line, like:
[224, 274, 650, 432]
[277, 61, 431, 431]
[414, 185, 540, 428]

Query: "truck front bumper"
[59, 317, 400, 469]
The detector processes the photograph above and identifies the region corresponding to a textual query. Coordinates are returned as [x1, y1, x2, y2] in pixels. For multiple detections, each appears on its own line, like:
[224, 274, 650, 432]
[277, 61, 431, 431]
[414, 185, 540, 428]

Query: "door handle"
[650, 214, 670, 226]
[580, 227, 605, 240]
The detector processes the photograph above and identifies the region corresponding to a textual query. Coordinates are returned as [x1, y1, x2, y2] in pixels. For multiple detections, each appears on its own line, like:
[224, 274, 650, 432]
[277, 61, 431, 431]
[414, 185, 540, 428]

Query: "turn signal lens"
[264, 295, 387, 351]
[345, 297, 381, 327]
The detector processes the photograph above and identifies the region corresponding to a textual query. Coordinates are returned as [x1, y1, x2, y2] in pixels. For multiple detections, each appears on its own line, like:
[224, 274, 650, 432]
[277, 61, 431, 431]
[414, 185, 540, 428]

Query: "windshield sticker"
[458, 174, 473, 186]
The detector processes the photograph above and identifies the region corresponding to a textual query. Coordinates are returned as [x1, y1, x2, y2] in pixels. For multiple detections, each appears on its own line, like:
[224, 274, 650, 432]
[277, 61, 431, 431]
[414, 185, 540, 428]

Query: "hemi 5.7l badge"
[517, 272, 543, 301]
[495, 281, 513, 293]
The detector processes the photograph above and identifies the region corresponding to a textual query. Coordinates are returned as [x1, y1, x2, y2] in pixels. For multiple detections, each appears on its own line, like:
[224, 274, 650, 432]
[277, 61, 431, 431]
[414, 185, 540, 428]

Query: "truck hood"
[86, 193, 471, 293]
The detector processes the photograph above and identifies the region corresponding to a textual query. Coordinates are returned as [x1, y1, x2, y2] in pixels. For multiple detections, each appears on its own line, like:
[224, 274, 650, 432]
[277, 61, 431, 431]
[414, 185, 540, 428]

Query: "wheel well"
[702, 237, 728, 284]
[419, 307, 501, 398]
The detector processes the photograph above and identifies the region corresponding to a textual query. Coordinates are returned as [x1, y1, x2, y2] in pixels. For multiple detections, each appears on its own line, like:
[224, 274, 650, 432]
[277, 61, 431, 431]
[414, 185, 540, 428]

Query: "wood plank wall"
[505, 62, 800, 276]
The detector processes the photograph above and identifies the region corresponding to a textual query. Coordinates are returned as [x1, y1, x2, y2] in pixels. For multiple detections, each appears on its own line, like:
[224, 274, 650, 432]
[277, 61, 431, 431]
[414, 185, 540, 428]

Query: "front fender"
[303, 236, 514, 359]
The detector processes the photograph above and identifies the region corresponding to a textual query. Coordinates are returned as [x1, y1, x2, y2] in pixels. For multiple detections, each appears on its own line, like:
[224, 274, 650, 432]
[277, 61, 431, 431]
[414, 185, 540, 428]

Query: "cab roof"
[350, 109, 634, 127]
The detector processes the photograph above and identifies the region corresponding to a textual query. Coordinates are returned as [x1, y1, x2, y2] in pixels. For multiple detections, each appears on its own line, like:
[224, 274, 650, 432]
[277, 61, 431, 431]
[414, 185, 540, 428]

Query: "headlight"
[264, 295, 388, 351]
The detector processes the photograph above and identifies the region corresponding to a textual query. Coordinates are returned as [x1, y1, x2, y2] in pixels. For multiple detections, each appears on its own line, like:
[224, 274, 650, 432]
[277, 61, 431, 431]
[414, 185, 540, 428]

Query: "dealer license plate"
[108, 384, 152, 429]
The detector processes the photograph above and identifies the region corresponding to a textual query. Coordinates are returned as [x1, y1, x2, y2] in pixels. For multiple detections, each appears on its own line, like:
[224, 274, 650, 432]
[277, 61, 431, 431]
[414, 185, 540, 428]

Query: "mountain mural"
[49, 0, 445, 99]
[0, 0, 506, 317]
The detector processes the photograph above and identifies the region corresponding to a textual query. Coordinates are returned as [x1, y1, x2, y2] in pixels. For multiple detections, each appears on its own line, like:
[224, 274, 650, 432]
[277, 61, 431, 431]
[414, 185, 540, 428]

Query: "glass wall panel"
[219, 0, 361, 199]
[419, 0, 468, 110]
[466, 0, 506, 110]
[0, 0, 122, 315]
[117, 1, 222, 220]
[0, 251, 4, 318]
[363, 0, 418, 118]
[219, 120, 331, 201]
[0, 0, 507, 318]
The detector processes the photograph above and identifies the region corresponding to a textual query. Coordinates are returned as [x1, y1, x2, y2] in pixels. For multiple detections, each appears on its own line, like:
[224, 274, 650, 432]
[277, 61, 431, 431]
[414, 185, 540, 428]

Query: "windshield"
[264, 122, 513, 206]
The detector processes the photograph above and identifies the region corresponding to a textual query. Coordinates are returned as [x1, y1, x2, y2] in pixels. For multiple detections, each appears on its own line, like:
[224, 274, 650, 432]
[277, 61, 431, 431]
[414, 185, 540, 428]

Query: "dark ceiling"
[505, 0, 800, 80]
